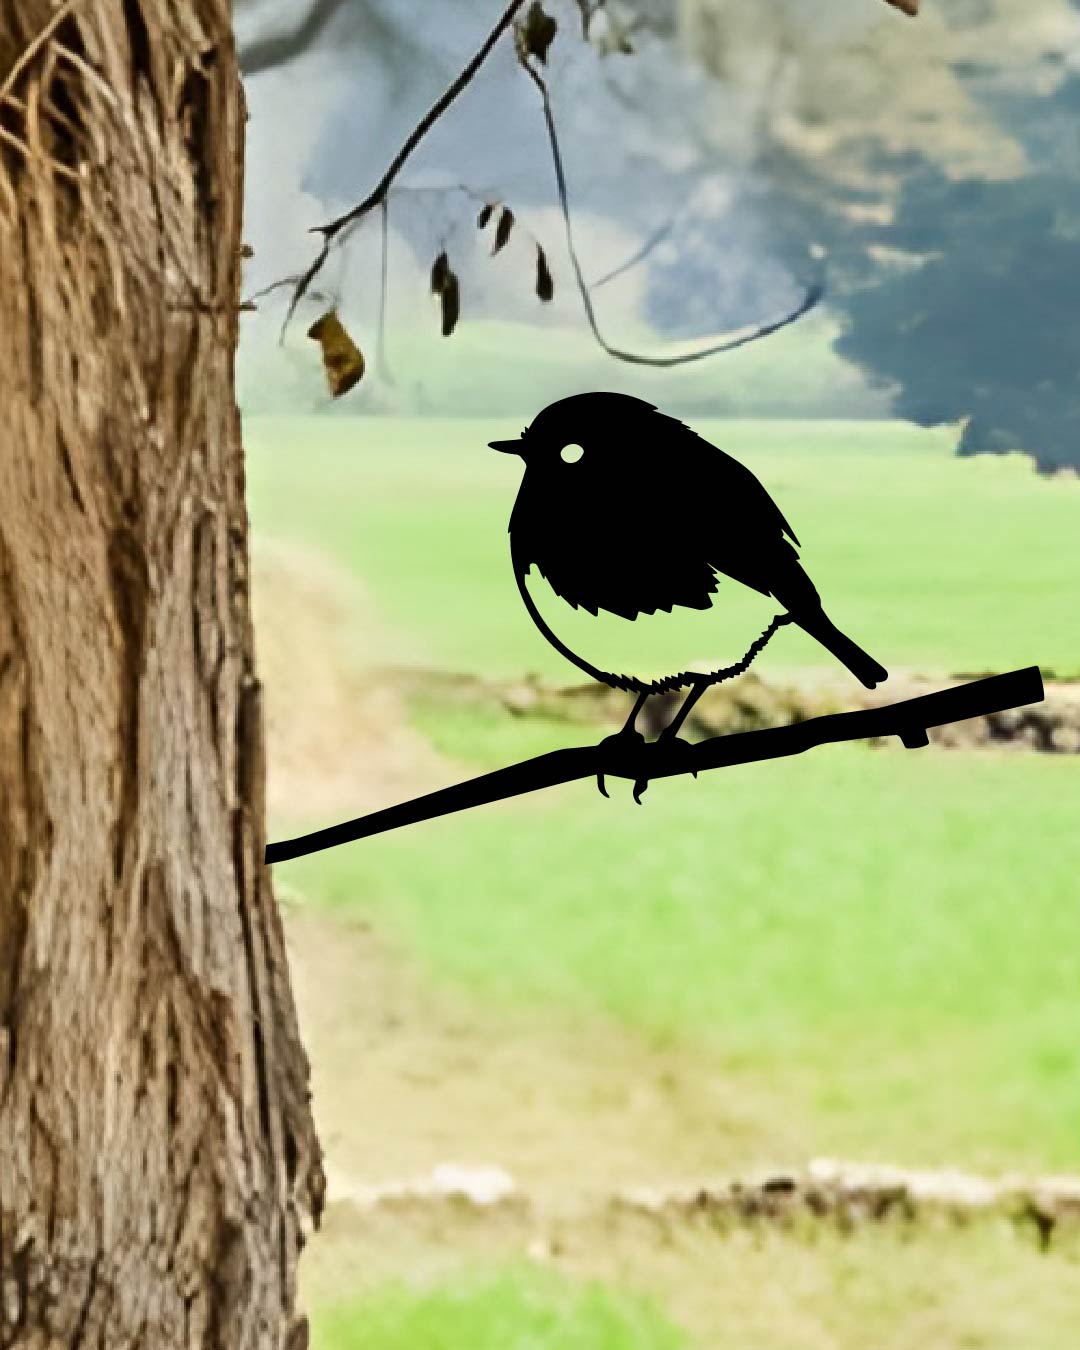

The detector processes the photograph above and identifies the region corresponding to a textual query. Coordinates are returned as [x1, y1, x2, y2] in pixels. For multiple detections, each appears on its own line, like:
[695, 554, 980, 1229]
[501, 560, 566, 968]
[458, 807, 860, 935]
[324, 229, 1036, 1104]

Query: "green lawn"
[313, 1268, 689, 1350]
[246, 416, 1080, 680]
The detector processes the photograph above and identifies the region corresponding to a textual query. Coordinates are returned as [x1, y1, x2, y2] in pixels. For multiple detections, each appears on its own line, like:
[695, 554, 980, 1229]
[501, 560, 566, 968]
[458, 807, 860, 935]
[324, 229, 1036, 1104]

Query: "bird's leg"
[658, 678, 710, 742]
[618, 689, 650, 738]
[596, 689, 649, 797]
[628, 679, 707, 802]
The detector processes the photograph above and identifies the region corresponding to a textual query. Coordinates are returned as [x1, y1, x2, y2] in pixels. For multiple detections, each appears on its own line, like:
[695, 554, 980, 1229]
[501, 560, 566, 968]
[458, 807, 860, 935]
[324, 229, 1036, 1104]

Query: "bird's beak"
[489, 438, 524, 456]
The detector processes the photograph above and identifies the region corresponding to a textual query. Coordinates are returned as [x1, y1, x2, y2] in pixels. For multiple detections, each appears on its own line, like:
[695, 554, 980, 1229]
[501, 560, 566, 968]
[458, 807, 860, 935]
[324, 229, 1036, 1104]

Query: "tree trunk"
[0, 3, 324, 1345]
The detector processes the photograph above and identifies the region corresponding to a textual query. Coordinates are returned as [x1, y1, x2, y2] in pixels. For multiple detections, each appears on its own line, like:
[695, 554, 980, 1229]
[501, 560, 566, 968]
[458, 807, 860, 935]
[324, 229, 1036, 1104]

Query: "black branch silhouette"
[266, 666, 1044, 864]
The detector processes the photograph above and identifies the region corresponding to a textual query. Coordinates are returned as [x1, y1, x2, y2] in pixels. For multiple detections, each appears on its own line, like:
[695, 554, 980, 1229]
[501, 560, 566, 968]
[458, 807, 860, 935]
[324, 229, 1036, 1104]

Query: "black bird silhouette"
[492, 393, 889, 798]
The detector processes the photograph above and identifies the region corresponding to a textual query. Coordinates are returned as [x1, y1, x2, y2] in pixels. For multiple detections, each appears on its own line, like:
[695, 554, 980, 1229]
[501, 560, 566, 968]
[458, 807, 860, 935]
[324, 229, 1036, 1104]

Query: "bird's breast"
[519, 563, 783, 693]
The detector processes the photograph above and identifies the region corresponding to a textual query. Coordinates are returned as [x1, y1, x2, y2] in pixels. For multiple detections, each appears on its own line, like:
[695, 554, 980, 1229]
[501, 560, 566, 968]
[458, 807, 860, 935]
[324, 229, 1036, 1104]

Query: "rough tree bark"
[0, 2, 324, 1345]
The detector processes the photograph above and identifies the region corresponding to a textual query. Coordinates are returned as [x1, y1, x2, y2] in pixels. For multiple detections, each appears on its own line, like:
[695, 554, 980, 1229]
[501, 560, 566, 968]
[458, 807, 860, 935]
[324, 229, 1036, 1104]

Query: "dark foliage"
[832, 94, 1080, 472]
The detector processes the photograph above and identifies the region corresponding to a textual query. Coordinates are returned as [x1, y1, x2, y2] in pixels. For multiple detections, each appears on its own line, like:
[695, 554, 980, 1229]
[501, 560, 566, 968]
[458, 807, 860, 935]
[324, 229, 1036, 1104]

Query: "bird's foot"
[632, 735, 697, 803]
[596, 731, 697, 802]
[595, 728, 645, 798]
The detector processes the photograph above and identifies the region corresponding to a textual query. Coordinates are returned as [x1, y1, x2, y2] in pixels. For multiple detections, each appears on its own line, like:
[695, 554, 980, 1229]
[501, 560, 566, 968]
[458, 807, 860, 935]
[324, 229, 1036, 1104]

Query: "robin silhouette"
[491, 392, 889, 799]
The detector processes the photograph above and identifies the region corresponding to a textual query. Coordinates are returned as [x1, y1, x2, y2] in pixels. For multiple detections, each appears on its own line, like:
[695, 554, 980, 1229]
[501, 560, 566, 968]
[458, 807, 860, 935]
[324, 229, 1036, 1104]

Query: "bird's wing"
[683, 429, 816, 605]
[689, 431, 800, 547]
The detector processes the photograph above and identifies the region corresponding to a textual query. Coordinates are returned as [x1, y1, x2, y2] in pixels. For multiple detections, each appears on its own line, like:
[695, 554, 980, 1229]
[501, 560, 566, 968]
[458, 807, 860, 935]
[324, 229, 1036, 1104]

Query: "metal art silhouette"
[494, 392, 889, 798]
[265, 393, 1046, 864]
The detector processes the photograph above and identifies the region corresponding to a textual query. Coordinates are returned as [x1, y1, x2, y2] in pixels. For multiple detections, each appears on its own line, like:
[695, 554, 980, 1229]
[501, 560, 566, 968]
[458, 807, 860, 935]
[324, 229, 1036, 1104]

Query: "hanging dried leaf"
[493, 207, 515, 255]
[440, 270, 460, 337]
[430, 249, 450, 295]
[520, 2, 558, 64]
[477, 203, 494, 229]
[307, 310, 365, 398]
[535, 243, 554, 302]
[884, 0, 918, 12]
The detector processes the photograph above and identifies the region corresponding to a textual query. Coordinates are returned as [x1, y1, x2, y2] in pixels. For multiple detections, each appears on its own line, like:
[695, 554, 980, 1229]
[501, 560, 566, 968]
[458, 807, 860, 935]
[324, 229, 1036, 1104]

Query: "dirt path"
[253, 539, 451, 825]
[283, 905, 824, 1211]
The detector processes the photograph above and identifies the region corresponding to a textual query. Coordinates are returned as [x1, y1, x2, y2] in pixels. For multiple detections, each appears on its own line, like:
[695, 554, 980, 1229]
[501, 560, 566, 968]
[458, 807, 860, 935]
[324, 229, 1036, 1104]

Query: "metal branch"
[265, 666, 1044, 864]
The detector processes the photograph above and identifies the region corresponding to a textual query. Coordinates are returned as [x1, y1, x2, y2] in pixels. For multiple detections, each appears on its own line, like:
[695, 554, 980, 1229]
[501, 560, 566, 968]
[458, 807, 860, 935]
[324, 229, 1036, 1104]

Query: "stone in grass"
[429, 1162, 518, 1206]
[989, 707, 1026, 738]
[1050, 720, 1080, 754]
[332, 1162, 521, 1212]
[931, 716, 990, 749]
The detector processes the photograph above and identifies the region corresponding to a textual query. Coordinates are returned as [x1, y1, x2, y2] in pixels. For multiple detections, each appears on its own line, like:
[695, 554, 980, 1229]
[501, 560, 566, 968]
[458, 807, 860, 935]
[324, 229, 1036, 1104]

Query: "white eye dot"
[560, 443, 585, 464]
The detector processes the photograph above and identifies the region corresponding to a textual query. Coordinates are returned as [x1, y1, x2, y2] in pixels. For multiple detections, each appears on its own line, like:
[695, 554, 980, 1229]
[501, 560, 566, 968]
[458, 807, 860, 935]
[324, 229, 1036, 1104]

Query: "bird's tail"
[795, 607, 888, 689]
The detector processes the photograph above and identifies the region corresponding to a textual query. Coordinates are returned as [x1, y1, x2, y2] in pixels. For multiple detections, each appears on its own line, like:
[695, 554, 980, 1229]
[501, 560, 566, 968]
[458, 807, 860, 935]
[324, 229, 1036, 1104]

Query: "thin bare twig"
[376, 196, 392, 379]
[245, 275, 305, 305]
[265, 666, 1044, 863]
[282, 0, 530, 328]
[591, 216, 676, 288]
[317, 2, 528, 242]
[518, 52, 824, 365]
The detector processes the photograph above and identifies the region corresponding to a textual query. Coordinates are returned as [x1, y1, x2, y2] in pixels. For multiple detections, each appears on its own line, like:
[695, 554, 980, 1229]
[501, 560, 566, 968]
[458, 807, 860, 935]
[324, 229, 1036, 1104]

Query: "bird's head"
[489, 392, 659, 475]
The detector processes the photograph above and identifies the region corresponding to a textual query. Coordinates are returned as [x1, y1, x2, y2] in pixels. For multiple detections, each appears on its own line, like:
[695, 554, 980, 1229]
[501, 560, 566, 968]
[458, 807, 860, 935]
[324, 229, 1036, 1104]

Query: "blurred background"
[237, 3, 1080, 1346]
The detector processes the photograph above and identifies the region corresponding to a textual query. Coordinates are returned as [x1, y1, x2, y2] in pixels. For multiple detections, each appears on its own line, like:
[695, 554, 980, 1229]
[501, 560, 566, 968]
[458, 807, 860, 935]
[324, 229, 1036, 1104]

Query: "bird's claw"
[597, 730, 697, 802]
[596, 728, 645, 797]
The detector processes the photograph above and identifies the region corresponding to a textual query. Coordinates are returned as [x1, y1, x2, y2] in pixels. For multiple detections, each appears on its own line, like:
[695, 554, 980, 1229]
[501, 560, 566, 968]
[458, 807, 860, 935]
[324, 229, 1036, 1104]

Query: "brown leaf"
[430, 250, 450, 294]
[493, 207, 515, 255]
[535, 244, 554, 302]
[883, 0, 918, 13]
[241, 243, 254, 258]
[477, 203, 494, 229]
[520, 2, 558, 63]
[440, 271, 460, 337]
[307, 309, 365, 398]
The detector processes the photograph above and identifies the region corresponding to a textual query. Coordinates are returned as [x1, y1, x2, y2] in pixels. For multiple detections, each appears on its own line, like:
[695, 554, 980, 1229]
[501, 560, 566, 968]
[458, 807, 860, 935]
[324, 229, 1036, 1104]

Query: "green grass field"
[248, 417, 1080, 1348]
